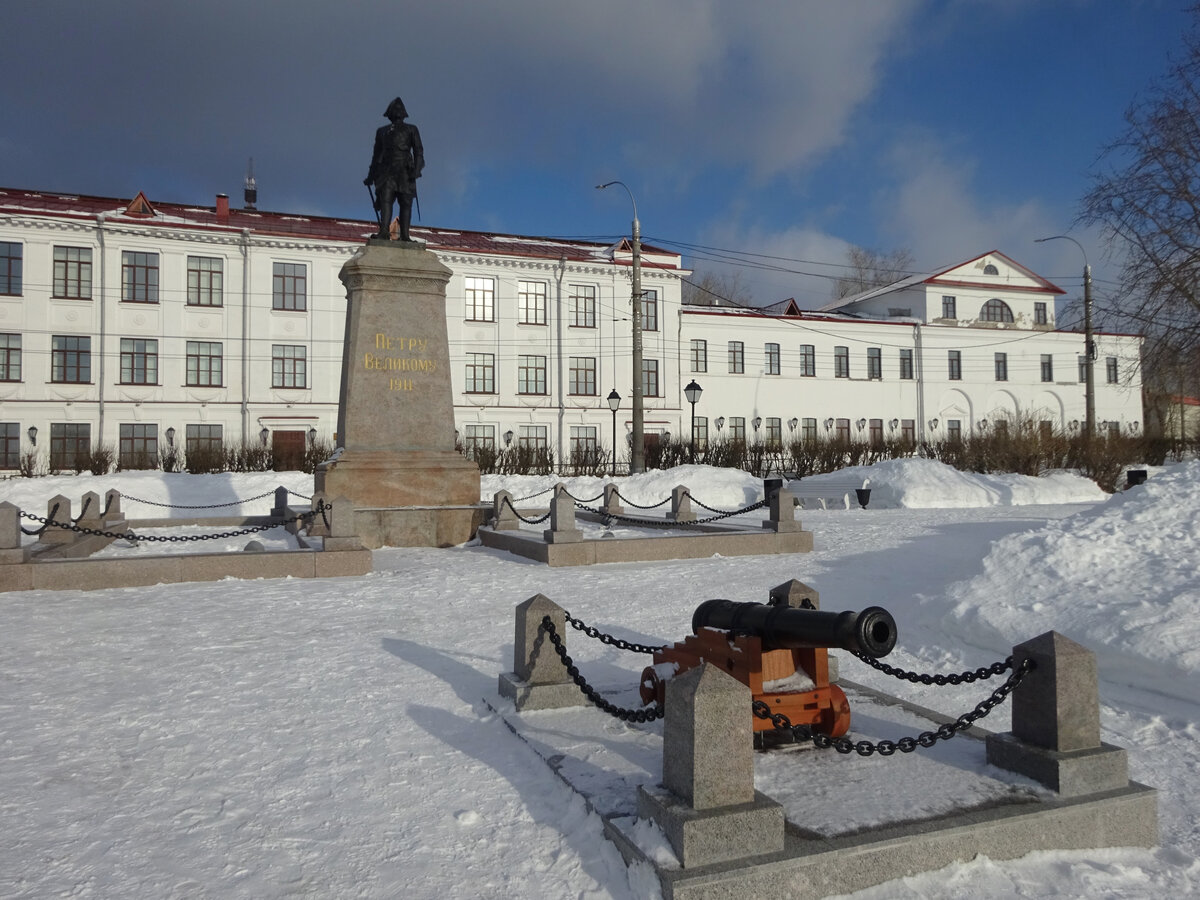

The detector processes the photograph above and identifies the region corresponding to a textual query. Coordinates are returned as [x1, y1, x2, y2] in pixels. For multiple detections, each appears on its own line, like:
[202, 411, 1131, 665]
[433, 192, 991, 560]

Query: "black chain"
[612, 489, 672, 510]
[20, 502, 60, 536]
[541, 616, 664, 722]
[852, 652, 1012, 686]
[751, 657, 1034, 756]
[685, 491, 757, 515]
[119, 487, 284, 510]
[560, 489, 605, 504]
[576, 498, 766, 529]
[513, 487, 554, 503]
[18, 503, 328, 544]
[563, 611, 664, 655]
[499, 495, 552, 525]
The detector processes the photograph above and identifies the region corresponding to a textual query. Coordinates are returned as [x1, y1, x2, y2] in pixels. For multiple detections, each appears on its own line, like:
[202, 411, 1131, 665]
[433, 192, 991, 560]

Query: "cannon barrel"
[691, 599, 897, 658]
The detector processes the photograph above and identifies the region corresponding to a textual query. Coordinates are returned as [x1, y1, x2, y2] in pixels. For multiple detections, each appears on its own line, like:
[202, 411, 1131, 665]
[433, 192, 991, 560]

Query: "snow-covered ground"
[2, 460, 1198, 898]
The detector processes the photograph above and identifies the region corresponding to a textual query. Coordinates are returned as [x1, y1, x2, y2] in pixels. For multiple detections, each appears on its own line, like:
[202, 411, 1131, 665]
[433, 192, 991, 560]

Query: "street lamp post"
[684, 379, 702, 463]
[597, 181, 644, 473]
[1036, 235, 1095, 441]
[607, 389, 621, 476]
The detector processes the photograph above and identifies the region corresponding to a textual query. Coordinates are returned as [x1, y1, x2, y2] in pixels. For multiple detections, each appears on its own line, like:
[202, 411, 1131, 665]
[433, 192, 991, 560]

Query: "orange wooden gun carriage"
[640, 598, 897, 737]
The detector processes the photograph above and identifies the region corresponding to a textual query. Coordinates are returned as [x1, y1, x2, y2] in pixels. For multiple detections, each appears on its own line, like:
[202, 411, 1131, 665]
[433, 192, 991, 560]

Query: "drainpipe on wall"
[554, 255, 567, 463]
[913, 322, 926, 443]
[95, 213, 108, 443]
[240, 229, 251, 442]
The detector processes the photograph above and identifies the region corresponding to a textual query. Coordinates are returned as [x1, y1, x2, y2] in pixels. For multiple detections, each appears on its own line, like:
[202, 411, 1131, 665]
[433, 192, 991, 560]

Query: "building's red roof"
[0, 187, 683, 268]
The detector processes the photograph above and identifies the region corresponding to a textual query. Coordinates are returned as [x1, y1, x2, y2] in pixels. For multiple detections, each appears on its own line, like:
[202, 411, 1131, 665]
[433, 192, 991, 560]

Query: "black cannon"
[691, 599, 897, 658]
[642, 599, 899, 737]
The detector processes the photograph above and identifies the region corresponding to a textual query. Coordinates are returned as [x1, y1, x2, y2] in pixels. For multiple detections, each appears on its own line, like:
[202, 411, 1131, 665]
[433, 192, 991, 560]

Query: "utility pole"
[597, 181, 644, 473]
[1036, 235, 1095, 440]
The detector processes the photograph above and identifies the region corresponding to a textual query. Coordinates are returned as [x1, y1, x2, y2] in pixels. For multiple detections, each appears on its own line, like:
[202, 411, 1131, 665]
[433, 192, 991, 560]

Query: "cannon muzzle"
[691, 599, 897, 658]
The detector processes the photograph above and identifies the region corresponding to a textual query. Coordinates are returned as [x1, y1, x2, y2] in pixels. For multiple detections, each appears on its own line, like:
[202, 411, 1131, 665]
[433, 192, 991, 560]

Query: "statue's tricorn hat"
[384, 97, 408, 119]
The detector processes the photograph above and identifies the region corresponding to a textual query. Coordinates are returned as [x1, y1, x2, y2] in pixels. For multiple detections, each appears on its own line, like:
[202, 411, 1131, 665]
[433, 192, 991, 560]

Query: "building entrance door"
[272, 430, 306, 471]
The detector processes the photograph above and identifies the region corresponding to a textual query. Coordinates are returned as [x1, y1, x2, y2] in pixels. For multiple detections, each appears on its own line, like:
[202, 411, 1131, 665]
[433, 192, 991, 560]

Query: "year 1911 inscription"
[365, 332, 435, 390]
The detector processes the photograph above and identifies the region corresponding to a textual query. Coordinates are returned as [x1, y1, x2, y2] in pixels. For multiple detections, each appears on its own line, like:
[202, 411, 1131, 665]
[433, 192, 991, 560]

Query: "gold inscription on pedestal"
[365, 333, 435, 387]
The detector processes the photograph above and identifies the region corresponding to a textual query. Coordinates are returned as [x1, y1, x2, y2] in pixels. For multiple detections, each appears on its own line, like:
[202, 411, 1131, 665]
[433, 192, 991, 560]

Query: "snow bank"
[944, 461, 1200, 700]
[801, 458, 1108, 508]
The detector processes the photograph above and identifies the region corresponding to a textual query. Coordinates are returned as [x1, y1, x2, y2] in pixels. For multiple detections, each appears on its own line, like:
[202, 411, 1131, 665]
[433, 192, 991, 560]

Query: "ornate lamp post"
[684, 379, 702, 463]
[597, 180, 644, 473]
[607, 388, 621, 476]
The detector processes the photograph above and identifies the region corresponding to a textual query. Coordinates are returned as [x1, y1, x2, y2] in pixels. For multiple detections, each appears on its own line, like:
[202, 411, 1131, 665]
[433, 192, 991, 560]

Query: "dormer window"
[980, 298, 1014, 322]
[983, 263, 999, 275]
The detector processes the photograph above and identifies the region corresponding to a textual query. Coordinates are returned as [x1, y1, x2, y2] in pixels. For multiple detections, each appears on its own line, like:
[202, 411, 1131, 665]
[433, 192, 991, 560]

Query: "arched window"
[983, 263, 999, 275]
[980, 298, 1014, 322]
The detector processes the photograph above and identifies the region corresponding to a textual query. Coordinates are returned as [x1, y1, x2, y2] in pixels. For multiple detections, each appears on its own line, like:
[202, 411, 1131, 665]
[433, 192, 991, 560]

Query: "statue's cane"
[366, 182, 383, 234]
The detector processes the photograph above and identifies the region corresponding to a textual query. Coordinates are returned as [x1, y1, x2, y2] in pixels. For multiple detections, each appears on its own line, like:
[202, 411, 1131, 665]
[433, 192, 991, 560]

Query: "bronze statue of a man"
[364, 97, 424, 241]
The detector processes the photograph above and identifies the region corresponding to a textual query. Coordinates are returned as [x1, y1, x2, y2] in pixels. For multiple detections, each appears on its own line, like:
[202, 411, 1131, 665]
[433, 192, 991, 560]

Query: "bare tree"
[681, 268, 756, 307]
[1079, 11, 1200, 428]
[831, 245, 915, 300]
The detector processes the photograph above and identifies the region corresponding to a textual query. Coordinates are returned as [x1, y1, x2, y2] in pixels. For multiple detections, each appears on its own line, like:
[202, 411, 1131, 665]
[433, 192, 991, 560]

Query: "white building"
[683, 252, 1144, 448]
[0, 187, 1142, 473]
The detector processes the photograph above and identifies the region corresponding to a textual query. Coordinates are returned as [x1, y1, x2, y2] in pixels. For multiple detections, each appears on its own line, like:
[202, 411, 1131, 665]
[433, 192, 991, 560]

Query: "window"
[570, 426, 598, 456]
[995, 352, 1008, 381]
[901, 419, 915, 443]
[121, 251, 159, 303]
[983, 263, 999, 275]
[465, 353, 495, 393]
[517, 355, 547, 395]
[869, 419, 883, 446]
[867, 347, 882, 380]
[728, 341, 744, 374]
[51, 335, 90, 383]
[119, 423, 158, 469]
[463, 425, 495, 453]
[0, 334, 20, 382]
[272, 262, 306, 311]
[50, 423, 90, 470]
[186, 341, 223, 386]
[799, 344, 816, 377]
[464, 276, 495, 322]
[801, 418, 817, 441]
[942, 295, 957, 319]
[185, 424, 223, 457]
[0, 242, 21, 295]
[568, 357, 596, 395]
[1078, 355, 1088, 383]
[187, 256, 224, 306]
[899, 348, 914, 380]
[1034, 302, 1048, 325]
[835, 418, 850, 441]
[947, 419, 962, 442]
[1040, 354, 1054, 383]
[517, 280, 547, 325]
[1107, 357, 1119, 384]
[1107, 421, 1121, 438]
[834, 346, 849, 378]
[0, 422, 18, 468]
[570, 284, 596, 327]
[981, 299, 1014, 322]
[729, 417, 746, 441]
[272, 344, 307, 388]
[764, 417, 782, 447]
[1039, 420, 1053, 440]
[994, 420, 1009, 438]
[765, 343, 781, 375]
[692, 416, 709, 450]
[690, 339, 707, 373]
[641, 289, 658, 331]
[948, 350, 962, 381]
[120, 338, 158, 385]
[641, 358, 660, 397]
[53, 246, 92, 299]
[518, 425, 547, 450]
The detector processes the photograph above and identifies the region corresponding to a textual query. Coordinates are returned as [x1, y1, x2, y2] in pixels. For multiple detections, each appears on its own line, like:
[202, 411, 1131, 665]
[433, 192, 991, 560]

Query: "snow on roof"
[0, 187, 683, 268]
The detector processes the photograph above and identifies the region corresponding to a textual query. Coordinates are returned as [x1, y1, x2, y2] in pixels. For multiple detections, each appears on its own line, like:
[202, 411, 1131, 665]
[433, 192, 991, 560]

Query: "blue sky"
[1, 1, 1191, 314]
